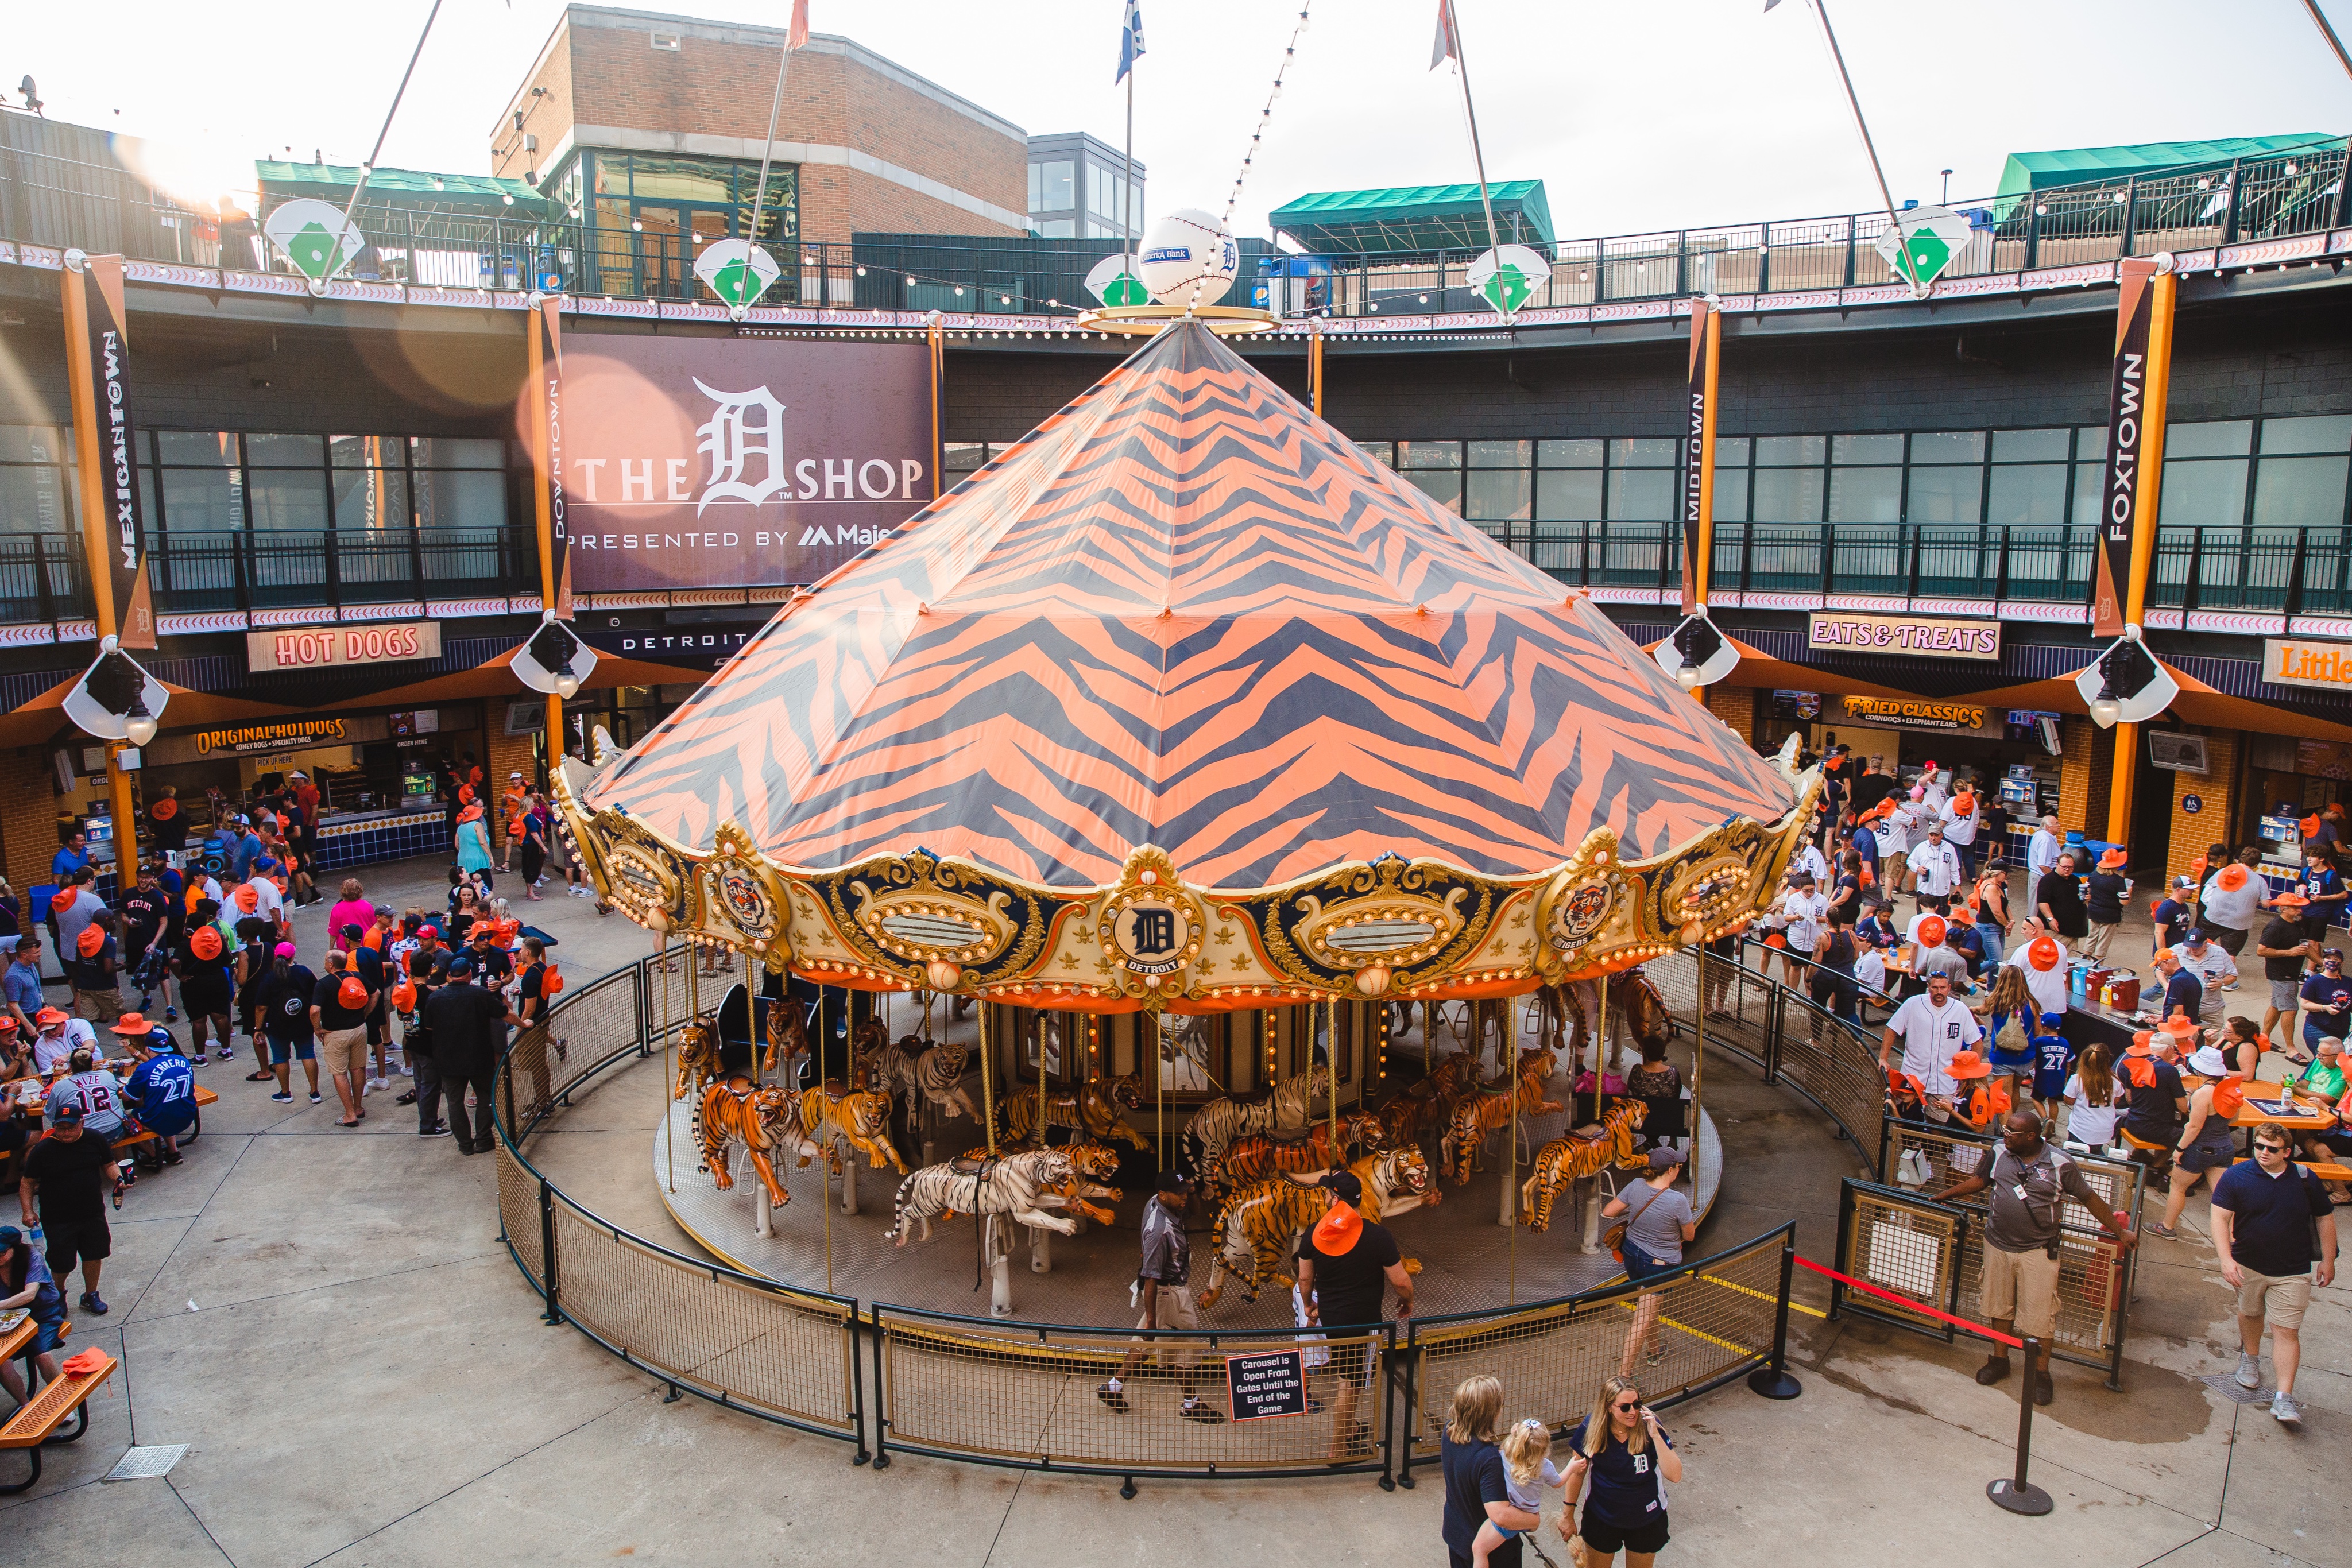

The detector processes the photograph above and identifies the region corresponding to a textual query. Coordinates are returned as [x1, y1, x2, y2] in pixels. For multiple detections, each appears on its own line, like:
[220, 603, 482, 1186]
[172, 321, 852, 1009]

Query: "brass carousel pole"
[981, 997, 996, 1156]
[1326, 995, 1338, 1164]
[1037, 1010, 1049, 1149]
[1155, 1009, 1166, 1174]
[660, 930, 675, 1194]
[1593, 971, 1609, 1126]
[821, 985, 833, 1292]
[1508, 995, 1520, 1296]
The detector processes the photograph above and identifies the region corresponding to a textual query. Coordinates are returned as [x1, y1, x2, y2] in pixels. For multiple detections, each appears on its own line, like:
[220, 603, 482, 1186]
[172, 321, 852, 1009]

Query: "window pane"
[1041, 161, 1074, 211]
[1038, 219, 1076, 238]
[332, 467, 411, 531]
[1465, 469, 1530, 520]
[1538, 439, 1601, 467]
[1468, 439, 1530, 469]
[1831, 433, 1902, 464]
[1714, 436, 1750, 466]
[1751, 467, 1824, 523]
[1909, 431, 1986, 463]
[330, 435, 406, 469]
[1987, 464, 2069, 526]
[248, 468, 328, 528]
[1535, 469, 1602, 520]
[2261, 415, 2352, 455]
[943, 442, 988, 475]
[0, 464, 74, 531]
[1610, 438, 1677, 468]
[627, 156, 734, 203]
[2167, 420, 2252, 459]
[416, 469, 507, 529]
[245, 433, 324, 468]
[0, 426, 71, 464]
[159, 467, 243, 530]
[2159, 458, 2249, 528]
[157, 431, 238, 467]
[1028, 163, 1042, 212]
[2072, 463, 2105, 528]
[1712, 468, 1749, 524]
[2076, 425, 2107, 460]
[1992, 429, 2069, 462]
[1354, 441, 1395, 468]
[2251, 454, 2349, 529]
[1907, 466, 1983, 524]
[1607, 469, 1674, 521]
[1829, 467, 1901, 522]
[1398, 441, 1461, 471]
[1402, 470, 1461, 512]
[411, 438, 506, 470]
[1755, 435, 1825, 467]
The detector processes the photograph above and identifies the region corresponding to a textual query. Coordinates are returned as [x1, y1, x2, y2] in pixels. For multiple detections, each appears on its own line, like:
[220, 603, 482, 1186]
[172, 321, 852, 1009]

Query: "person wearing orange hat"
[1097, 1168, 1227, 1427]
[26, 1006, 95, 1077]
[1909, 819, 1965, 916]
[66, 912, 124, 1027]
[2197, 847, 2269, 959]
[1939, 777, 1983, 870]
[454, 801, 496, 884]
[2003, 930, 2072, 1023]
[1879, 970, 1984, 1122]
[1940, 1048, 2010, 1131]
[2079, 847, 2133, 965]
[175, 904, 237, 1065]
[1294, 1168, 1410, 1459]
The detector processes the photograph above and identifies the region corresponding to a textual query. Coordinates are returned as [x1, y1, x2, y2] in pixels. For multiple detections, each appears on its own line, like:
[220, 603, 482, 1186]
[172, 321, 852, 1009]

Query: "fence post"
[1758, 222, 1772, 294]
[2336, 140, 2352, 232]
[30, 531, 54, 629]
[1378, 1322, 1398, 1492]
[537, 1175, 561, 1326]
[2223, 158, 2246, 246]
[1746, 1229, 1805, 1399]
[868, 1303, 892, 1470]
[2118, 176, 2138, 257]
[849, 1305, 872, 1466]
[1395, 1321, 1422, 1489]
[1986, 1335, 2054, 1515]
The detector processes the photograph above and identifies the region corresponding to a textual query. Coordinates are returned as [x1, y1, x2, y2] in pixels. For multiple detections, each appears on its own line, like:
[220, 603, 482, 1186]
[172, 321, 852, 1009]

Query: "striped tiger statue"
[1443, 1050, 1564, 1184]
[798, 1086, 906, 1176]
[997, 1071, 1149, 1150]
[1196, 1148, 1437, 1309]
[1206, 1109, 1386, 1207]
[908, 1036, 984, 1125]
[693, 1077, 800, 1209]
[886, 1148, 1081, 1247]
[672, 1016, 724, 1102]
[1517, 1101, 1650, 1234]
[1378, 1051, 1476, 1151]
[1183, 1064, 1330, 1173]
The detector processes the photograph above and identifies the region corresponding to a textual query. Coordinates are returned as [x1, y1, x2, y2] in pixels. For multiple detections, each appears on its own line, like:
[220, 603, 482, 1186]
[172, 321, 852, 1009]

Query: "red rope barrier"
[1793, 1255, 2025, 1348]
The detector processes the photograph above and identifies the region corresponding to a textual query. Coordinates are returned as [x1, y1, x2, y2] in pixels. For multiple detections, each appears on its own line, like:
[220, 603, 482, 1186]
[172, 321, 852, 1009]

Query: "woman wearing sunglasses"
[1562, 1376, 1682, 1567]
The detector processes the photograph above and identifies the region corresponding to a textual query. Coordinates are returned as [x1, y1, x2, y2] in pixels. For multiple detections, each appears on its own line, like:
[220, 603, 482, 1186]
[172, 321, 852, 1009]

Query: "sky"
[10, 0, 2352, 240]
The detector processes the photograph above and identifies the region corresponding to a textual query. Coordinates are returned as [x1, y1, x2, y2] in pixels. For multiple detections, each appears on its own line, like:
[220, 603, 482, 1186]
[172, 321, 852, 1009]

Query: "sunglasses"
[1612, 1399, 1641, 1411]
[2255, 1142, 2291, 1154]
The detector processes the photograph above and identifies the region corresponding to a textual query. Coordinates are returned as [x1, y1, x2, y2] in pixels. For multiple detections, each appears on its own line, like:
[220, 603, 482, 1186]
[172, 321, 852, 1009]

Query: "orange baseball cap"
[2027, 935, 2061, 971]
[1918, 915, 1948, 948]
[1944, 1050, 1992, 1080]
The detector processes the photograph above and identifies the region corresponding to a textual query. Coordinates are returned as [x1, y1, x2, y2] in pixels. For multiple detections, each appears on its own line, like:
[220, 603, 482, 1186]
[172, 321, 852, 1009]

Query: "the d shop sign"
[1839, 696, 1989, 731]
[558, 336, 930, 594]
[246, 622, 441, 673]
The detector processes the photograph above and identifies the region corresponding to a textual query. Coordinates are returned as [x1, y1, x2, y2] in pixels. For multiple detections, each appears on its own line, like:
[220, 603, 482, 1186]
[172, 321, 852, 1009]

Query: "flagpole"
[339, 0, 445, 249]
[1124, 61, 1136, 255]
[2303, 0, 2352, 81]
[1804, 0, 1919, 294]
[1441, 0, 1503, 259]
[745, 18, 800, 276]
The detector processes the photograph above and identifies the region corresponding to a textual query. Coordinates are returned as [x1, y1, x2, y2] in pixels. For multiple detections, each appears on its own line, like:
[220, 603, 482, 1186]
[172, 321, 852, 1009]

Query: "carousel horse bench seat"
[0, 1348, 115, 1495]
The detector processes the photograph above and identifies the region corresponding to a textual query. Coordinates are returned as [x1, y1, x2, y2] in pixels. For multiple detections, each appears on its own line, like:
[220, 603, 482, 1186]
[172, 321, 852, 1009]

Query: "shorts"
[1132, 1282, 1204, 1370]
[2178, 1136, 2239, 1175]
[43, 1214, 112, 1276]
[1988, 1048, 2036, 1075]
[321, 1025, 369, 1078]
[2305, 917, 2338, 944]
[74, 988, 124, 1024]
[181, 973, 230, 1017]
[1622, 1238, 1681, 1284]
[1576, 1509, 1670, 1558]
[2316, 1129, 2352, 1156]
[1325, 1335, 1376, 1389]
[2234, 1267, 2313, 1329]
[266, 1032, 316, 1064]
[2208, 926, 2249, 957]
[28, 1311, 64, 1355]
[2273, 978, 2304, 1011]
[1979, 1242, 2061, 1339]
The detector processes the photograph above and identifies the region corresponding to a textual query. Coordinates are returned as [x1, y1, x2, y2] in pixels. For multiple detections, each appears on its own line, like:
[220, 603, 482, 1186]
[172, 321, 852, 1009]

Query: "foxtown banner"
[552, 336, 931, 593]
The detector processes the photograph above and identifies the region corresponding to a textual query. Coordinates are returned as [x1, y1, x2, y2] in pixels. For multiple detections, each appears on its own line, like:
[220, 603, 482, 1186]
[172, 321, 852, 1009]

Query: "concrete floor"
[2, 857, 2341, 1566]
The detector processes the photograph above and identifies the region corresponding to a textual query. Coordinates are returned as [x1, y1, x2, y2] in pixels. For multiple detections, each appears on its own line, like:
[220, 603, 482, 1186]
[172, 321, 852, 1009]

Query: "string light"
[1185, 1, 1314, 318]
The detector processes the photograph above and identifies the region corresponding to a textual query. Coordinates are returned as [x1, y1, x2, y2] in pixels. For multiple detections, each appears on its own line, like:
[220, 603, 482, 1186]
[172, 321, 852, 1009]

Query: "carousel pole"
[660, 930, 675, 1194]
[1327, 995, 1338, 1163]
[981, 997, 996, 1156]
[1505, 996, 1521, 1241]
[1156, 1010, 1167, 1174]
[1037, 1010, 1049, 1149]
[1593, 971, 1609, 1125]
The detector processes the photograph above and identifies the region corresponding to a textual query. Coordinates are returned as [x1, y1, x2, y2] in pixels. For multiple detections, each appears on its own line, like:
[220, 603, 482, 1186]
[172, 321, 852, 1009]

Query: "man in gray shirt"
[1098, 1169, 1223, 1423]
[49, 871, 105, 963]
[1937, 1108, 2136, 1406]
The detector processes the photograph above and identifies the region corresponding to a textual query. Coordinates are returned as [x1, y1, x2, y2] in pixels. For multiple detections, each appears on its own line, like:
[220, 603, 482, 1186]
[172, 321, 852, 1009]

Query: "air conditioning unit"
[2148, 731, 2208, 773]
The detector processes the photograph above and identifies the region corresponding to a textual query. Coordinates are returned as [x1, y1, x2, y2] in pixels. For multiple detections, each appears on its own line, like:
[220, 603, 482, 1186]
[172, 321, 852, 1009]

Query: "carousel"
[550, 315, 1819, 1325]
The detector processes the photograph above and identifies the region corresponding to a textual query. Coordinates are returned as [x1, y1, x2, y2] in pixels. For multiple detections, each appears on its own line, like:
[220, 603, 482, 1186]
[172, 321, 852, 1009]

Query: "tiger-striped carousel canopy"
[582, 320, 1795, 891]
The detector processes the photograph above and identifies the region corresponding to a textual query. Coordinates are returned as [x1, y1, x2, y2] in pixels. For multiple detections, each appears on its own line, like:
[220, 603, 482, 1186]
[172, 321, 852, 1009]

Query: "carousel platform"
[651, 1056, 1721, 1329]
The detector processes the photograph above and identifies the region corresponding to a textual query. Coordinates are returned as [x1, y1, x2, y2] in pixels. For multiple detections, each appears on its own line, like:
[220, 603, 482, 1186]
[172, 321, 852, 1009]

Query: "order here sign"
[246, 622, 442, 673]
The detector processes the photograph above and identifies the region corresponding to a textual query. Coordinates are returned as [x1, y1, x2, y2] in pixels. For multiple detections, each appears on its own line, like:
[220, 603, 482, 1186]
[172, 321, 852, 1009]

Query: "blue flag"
[1117, 0, 1145, 82]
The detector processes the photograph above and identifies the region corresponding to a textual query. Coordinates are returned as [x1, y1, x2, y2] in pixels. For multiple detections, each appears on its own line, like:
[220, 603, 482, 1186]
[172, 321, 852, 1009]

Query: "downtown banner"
[65, 256, 157, 646]
[2092, 256, 2177, 637]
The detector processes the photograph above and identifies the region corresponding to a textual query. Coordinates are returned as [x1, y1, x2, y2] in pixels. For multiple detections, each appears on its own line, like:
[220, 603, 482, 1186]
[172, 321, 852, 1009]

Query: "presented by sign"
[247, 622, 442, 673]
[1840, 696, 1989, 732]
[1808, 612, 2000, 660]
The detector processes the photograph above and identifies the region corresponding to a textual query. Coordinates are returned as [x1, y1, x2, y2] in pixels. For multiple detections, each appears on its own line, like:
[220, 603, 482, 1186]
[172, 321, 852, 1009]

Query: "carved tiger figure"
[908, 1035, 983, 1125]
[797, 1086, 906, 1175]
[1206, 1109, 1386, 1207]
[1444, 1050, 1564, 1183]
[885, 1147, 1119, 1246]
[1566, 967, 1674, 1075]
[1516, 1101, 1650, 1234]
[1195, 1147, 1437, 1309]
[1379, 1051, 1477, 1151]
[1183, 1064, 1330, 1173]
[763, 1001, 810, 1085]
[999, 1071, 1148, 1150]
[693, 1077, 800, 1209]
[672, 1016, 724, 1102]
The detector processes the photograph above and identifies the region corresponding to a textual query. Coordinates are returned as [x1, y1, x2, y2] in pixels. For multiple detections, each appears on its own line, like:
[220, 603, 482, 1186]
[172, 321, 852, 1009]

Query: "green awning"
[1994, 134, 2341, 199]
[256, 161, 546, 211]
[1268, 180, 1552, 255]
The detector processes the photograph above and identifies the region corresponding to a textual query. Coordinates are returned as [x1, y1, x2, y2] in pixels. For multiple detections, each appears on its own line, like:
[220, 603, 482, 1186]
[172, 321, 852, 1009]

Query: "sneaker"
[1095, 1383, 1129, 1414]
[269, 1091, 294, 1103]
[1179, 1401, 1226, 1424]
[419, 1122, 452, 1137]
[78, 1291, 107, 1315]
[1974, 1357, 2012, 1386]
[2272, 1391, 2302, 1425]
[137, 994, 152, 1012]
[2143, 1222, 2178, 1241]
[2032, 1372, 2054, 1407]
[164, 1008, 179, 1022]
[161, 1151, 182, 1166]
[2235, 1352, 2262, 1391]
[217, 1047, 234, 1061]
[368, 1077, 388, 1091]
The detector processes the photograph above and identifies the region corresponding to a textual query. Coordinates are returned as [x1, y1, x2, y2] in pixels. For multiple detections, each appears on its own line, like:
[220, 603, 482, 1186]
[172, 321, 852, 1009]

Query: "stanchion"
[1746, 1232, 1804, 1400]
[1987, 1335, 2054, 1516]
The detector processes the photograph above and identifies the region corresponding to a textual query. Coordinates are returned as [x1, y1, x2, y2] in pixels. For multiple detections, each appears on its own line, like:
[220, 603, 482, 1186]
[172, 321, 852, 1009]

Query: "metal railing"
[6, 137, 2346, 314]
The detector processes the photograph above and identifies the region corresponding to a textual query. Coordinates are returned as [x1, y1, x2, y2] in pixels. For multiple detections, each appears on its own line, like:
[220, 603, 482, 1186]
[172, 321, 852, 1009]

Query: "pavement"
[0, 857, 2339, 1566]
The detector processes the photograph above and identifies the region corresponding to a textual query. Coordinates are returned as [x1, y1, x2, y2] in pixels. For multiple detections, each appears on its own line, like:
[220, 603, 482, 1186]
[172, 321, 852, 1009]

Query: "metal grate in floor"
[105, 1444, 190, 1480]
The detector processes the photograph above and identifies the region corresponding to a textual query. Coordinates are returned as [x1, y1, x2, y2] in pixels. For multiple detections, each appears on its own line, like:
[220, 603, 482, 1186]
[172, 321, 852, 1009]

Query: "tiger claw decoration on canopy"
[553, 319, 1820, 1011]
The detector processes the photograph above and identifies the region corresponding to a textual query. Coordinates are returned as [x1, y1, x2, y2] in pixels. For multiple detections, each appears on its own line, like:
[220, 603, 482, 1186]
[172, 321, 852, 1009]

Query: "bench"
[0, 1348, 114, 1494]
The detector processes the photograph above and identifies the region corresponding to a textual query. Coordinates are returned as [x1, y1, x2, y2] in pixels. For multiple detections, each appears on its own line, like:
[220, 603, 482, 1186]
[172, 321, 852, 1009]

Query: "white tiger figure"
[885, 1147, 1115, 1246]
[908, 1036, 984, 1125]
[1183, 1064, 1330, 1174]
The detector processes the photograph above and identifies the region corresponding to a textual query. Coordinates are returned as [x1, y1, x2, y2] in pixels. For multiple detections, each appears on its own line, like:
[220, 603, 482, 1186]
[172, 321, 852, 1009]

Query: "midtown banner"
[552, 336, 931, 593]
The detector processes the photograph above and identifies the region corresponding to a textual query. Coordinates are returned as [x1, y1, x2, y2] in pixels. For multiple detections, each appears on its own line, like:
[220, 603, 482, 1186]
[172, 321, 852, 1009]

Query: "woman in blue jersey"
[1563, 1375, 1683, 1566]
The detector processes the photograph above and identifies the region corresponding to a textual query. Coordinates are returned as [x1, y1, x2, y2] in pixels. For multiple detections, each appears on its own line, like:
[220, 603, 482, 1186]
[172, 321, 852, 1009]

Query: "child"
[1472, 1416, 1568, 1568]
[2030, 1011, 2075, 1126]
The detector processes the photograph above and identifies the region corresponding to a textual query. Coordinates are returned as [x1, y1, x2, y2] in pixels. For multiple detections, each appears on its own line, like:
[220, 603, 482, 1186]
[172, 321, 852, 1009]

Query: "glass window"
[1028, 163, 1043, 212]
[1909, 431, 1986, 463]
[1468, 440, 1530, 469]
[411, 438, 506, 470]
[1987, 464, 2070, 526]
[0, 465, 74, 532]
[1354, 441, 1395, 467]
[1992, 429, 2071, 463]
[247, 469, 329, 529]
[1038, 161, 1074, 212]
[2250, 455, 2349, 529]
[245, 433, 324, 468]
[1713, 436, 1751, 466]
[415, 469, 506, 530]
[1828, 467, 1901, 522]
[1610, 438, 1678, 468]
[2261, 415, 2352, 455]
[627, 156, 734, 204]
[1711, 468, 1750, 523]
[1538, 439, 1601, 467]
[943, 442, 988, 476]
[2071, 463, 2106, 529]
[1398, 442, 1462, 471]
[1906, 464, 1983, 524]
[1466, 469, 1530, 520]
[1755, 435, 1825, 467]
[330, 435, 407, 469]
[1537, 469, 1603, 520]
[1831, 433, 1902, 464]
[1038, 219, 1076, 239]
[2159, 457, 2249, 528]
[1752, 467, 1825, 523]
[332, 466, 411, 531]
[2076, 425, 2107, 460]
[1607, 468, 1674, 521]
[1402, 471, 1461, 512]
[157, 431, 238, 467]
[2167, 420, 2252, 459]
[158, 468, 243, 531]
[0, 426, 70, 464]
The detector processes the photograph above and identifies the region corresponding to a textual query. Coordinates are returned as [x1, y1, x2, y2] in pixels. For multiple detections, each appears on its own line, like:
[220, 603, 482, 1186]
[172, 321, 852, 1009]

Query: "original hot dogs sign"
[555, 336, 930, 593]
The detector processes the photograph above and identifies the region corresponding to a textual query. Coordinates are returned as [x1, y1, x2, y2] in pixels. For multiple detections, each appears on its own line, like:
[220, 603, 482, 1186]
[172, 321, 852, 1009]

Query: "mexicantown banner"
[1808, 611, 2001, 660]
[552, 336, 931, 593]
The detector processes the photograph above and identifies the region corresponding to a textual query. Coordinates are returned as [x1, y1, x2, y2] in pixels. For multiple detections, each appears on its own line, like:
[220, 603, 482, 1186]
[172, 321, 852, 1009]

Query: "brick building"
[490, 5, 1029, 300]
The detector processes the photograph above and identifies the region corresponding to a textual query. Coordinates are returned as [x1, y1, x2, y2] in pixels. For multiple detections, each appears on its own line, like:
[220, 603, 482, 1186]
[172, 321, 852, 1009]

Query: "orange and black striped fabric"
[585, 320, 1794, 889]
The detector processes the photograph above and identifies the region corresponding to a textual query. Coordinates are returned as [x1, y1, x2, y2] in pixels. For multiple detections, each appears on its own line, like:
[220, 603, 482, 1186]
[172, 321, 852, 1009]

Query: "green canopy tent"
[1268, 180, 1552, 255]
[1993, 134, 2341, 199]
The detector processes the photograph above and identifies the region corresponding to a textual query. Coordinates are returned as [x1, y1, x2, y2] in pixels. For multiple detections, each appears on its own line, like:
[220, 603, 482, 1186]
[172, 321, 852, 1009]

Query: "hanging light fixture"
[63, 635, 169, 745]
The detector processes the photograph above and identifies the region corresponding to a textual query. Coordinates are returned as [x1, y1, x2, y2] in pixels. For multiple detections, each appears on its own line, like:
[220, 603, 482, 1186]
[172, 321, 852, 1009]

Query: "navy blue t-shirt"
[1566, 1417, 1674, 1527]
[2299, 971, 2351, 1025]
[2211, 1159, 2335, 1277]
[2150, 897, 2189, 947]
[1440, 1434, 1511, 1557]
[2163, 969, 2204, 1021]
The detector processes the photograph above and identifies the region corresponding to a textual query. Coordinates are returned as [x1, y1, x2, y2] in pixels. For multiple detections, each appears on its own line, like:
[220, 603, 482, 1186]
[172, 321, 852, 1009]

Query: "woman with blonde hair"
[1562, 1376, 1682, 1566]
[1441, 1374, 1539, 1568]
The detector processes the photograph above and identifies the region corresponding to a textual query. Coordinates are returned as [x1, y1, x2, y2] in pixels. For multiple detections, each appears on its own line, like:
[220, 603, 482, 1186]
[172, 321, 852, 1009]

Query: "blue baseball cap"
[2040, 1011, 2065, 1027]
[447, 957, 474, 978]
